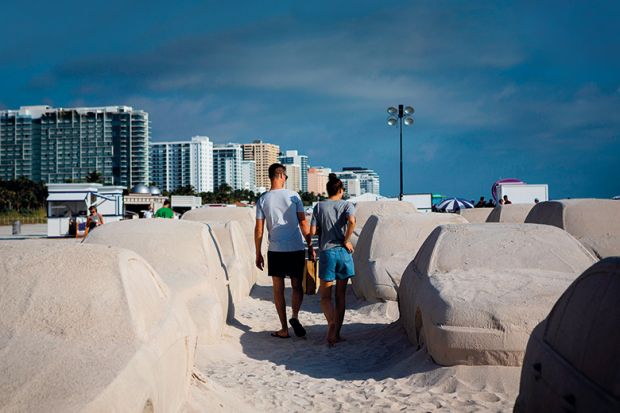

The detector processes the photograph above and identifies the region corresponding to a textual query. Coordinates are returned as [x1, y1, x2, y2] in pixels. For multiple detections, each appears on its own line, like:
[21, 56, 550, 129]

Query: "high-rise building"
[279, 150, 308, 192]
[189, 136, 213, 193]
[150, 136, 213, 193]
[240, 160, 256, 193]
[334, 171, 362, 197]
[150, 141, 191, 192]
[0, 105, 149, 187]
[242, 140, 280, 189]
[213, 143, 242, 190]
[307, 166, 331, 196]
[284, 163, 301, 193]
[339, 167, 381, 195]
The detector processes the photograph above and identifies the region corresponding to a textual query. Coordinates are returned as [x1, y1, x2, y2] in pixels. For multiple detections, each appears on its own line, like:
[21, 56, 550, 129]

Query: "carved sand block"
[525, 198, 620, 259]
[458, 207, 492, 223]
[351, 201, 418, 247]
[486, 204, 534, 223]
[86, 219, 228, 342]
[0, 241, 195, 413]
[352, 213, 467, 302]
[399, 223, 596, 366]
[515, 257, 620, 412]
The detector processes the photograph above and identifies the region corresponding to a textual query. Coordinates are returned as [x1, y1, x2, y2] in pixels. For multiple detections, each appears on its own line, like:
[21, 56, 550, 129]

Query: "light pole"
[387, 105, 414, 201]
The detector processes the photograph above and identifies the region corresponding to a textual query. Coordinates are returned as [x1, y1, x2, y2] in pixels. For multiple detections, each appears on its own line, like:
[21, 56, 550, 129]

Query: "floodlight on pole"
[386, 104, 415, 201]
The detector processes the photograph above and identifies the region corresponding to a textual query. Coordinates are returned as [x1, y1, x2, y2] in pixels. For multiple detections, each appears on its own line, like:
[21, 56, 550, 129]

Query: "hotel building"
[242, 140, 280, 189]
[0, 105, 149, 187]
[279, 150, 308, 192]
[213, 143, 243, 190]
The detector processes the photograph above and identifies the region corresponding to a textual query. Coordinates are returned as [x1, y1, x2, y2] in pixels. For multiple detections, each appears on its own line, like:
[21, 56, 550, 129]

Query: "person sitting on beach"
[475, 196, 486, 208]
[310, 174, 356, 346]
[86, 206, 104, 231]
[155, 200, 174, 218]
[503, 195, 512, 205]
[255, 163, 313, 339]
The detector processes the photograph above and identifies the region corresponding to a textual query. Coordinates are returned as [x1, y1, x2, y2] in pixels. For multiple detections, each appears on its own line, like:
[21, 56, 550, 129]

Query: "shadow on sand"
[236, 283, 436, 381]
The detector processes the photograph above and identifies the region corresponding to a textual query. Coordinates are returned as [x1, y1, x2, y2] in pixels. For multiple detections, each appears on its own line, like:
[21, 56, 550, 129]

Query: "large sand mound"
[209, 220, 257, 305]
[352, 213, 467, 302]
[486, 204, 534, 223]
[86, 219, 228, 341]
[351, 201, 418, 246]
[525, 198, 620, 259]
[458, 207, 493, 223]
[0, 241, 195, 413]
[183, 206, 255, 246]
[515, 257, 620, 412]
[399, 223, 596, 366]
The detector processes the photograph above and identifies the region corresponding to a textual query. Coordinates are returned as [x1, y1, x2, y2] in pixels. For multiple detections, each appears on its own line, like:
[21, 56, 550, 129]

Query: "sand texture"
[0, 240, 195, 413]
[515, 257, 620, 412]
[525, 198, 620, 259]
[458, 208, 493, 223]
[208, 220, 257, 305]
[86, 219, 228, 341]
[352, 213, 467, 302]
[182, 206, 256, 248]
[399, 223, 596, 366]
[182, 275, 521, 413]
[486, 204, 534, 223]
[351, 201, 418, 247]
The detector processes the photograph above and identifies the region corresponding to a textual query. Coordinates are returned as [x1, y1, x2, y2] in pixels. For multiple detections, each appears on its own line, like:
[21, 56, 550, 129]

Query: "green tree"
[86, 171, 104, 184]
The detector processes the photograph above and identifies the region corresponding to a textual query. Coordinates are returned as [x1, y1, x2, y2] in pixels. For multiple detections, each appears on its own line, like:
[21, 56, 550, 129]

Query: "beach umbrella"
[435, 197, 474, 212]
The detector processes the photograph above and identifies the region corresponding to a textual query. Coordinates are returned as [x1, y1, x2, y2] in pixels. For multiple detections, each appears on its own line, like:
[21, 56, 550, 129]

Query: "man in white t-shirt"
[255, 163, 313, 339]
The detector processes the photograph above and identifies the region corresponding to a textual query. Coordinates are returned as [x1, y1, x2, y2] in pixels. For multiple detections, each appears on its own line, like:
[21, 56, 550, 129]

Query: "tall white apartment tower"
[213, 143, 243, 190]
[189, 136, 214, 193]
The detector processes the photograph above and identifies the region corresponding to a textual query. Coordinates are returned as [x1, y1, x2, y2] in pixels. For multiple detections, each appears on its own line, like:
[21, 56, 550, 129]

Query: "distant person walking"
[86, 206, 104, 231]
[144, 204, 154, 218]
[255, 163, 313, 339]
[310, 174, 356, 346]
[503, 195, 512, 205]
[155, 200, 174, 218]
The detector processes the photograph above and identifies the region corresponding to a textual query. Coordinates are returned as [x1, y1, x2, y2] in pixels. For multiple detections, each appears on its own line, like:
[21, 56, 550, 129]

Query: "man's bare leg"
[320, 281, 337, 345]
[334, 279, 348, 341]
[272, 277, 288, 337]
[290, 276, 304, 319]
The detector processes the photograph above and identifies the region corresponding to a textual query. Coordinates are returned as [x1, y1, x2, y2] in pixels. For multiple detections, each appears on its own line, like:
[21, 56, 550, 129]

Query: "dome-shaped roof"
[148, 186, 161, 195]
[130, 183, 150, 194]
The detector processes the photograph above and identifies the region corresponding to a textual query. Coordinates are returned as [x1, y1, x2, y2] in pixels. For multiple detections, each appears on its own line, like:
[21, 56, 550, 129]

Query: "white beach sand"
[182, 274, 520, 413]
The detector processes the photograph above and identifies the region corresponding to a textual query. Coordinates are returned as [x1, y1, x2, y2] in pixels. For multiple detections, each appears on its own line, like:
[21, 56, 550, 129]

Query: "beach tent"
[491, 178, 524, 202]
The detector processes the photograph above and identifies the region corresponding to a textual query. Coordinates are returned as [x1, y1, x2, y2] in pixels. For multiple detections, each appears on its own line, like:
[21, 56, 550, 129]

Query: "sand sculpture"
[399, 223, 596, 366]
[86, 219, 229, 340]
[183, 206, 256, 247]
[525, 198, 620, 259]
[515, 257, 620, 412]
[209, 220, 257, 304]
[352, 213, 467, 302]
[0, 241, 195, 413]
[350, 201, 418, 246]
[458, 207, 492, 223]
[486, 204, 534, 223]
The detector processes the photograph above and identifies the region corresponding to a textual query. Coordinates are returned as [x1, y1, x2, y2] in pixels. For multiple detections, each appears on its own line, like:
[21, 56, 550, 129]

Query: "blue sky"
[1, 1, 619, 199]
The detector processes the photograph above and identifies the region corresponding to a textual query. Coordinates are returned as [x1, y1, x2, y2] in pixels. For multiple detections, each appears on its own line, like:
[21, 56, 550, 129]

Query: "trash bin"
[12, 220, 21, 235]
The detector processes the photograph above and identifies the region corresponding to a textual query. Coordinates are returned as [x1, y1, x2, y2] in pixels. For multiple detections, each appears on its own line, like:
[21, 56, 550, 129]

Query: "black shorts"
[267, 250, 305, 279]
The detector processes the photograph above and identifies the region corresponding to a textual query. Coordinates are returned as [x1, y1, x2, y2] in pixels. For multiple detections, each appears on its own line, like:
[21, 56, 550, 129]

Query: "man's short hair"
[163, 200, 171, 207]
[268, 163, 286, 179]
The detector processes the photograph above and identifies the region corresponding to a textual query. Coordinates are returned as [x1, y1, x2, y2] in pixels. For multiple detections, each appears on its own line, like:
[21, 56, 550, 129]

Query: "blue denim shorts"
[319, 247, 355, 282]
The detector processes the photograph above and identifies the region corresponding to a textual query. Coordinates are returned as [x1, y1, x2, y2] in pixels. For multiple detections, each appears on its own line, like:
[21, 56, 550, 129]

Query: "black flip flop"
[289, 318, 306, 337]
[271, 332, 290, 339]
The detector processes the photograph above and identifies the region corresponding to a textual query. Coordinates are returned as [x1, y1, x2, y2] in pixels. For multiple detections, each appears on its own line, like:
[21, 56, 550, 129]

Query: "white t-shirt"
[256, 189, 305, 252]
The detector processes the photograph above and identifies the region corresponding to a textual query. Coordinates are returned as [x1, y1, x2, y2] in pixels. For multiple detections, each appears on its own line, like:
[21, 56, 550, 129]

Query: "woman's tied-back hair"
[326, 173, 344, 197]
[268, 163, 286, 179]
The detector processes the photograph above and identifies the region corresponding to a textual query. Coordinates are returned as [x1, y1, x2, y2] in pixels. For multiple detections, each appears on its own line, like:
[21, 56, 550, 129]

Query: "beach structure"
[86, 219, 229, 341]
[486, 204, 534, 223]
[399, 223, 596, 366]
[46, 183, 124, 237]
[353, 213, 467, 302]
[209, 220, 257, 305]
[349, 200, 418, 247]
[124, 183, 167, 218]
[515, 257, 620, 412]
[0, 241, 195, 412]
[171, 195, 203, 214]
[458, 207, 493, 223]
[525, 198, 620, 259]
